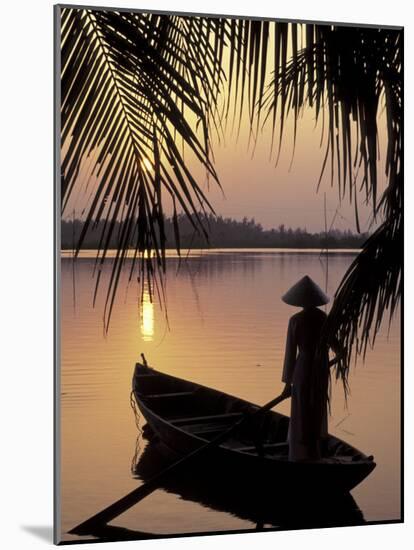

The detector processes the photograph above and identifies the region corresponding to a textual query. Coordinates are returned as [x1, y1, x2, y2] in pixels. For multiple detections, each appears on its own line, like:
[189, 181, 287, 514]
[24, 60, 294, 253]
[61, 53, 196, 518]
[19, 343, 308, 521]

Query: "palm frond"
[323, 203, 401, 393]
[61, 8, 227, 326]
[263, 25, 402, 217]
[261, 24, 402, 379]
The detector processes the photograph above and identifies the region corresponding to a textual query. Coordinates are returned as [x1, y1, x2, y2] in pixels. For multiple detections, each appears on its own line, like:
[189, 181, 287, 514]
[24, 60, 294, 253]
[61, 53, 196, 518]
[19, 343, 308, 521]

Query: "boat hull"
[133, 439, 367, 528]
[133, 363, 375, 494]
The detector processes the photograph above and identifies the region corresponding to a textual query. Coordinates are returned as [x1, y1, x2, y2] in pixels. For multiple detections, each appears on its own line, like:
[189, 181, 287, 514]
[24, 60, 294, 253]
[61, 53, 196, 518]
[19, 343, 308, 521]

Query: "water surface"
[60, 249, 401, 542]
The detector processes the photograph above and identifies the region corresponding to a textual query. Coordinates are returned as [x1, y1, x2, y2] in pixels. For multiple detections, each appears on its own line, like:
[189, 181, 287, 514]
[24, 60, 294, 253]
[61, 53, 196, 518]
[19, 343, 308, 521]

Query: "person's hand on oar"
[280, 383, 292, 399]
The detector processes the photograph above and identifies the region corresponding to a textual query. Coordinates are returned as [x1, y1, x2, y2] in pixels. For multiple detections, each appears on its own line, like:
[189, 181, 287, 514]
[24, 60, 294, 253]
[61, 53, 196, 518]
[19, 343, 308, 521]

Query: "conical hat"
[281, 275, 329, 307]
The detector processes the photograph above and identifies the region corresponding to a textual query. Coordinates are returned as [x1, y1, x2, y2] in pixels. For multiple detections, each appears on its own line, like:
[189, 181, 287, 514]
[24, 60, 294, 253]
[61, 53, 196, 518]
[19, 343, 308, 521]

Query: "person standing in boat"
[279, 275, 333, 462]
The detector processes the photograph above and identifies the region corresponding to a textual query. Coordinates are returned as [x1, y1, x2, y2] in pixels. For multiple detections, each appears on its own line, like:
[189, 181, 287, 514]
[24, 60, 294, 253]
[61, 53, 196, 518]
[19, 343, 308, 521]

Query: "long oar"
[69, 391, 290, 536]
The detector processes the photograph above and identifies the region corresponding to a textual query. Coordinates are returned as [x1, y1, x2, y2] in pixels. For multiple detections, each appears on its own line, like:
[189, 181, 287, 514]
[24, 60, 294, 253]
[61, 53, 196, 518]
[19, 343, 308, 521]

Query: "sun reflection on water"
[140, 286, 154, 341]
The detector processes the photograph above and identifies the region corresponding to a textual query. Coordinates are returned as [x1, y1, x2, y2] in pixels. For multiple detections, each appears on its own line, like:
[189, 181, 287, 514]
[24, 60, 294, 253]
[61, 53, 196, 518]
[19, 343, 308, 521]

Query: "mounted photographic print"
[54, 4, 403, 544]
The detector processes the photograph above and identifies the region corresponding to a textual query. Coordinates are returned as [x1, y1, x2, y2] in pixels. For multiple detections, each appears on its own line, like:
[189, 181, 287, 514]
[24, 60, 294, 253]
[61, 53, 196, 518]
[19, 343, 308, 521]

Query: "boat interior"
[133, 367, 369, 462]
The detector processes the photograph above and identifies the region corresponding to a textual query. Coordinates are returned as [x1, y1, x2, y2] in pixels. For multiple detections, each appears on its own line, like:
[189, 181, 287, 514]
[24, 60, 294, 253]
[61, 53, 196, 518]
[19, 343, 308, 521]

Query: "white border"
[1, 1, 411, 549]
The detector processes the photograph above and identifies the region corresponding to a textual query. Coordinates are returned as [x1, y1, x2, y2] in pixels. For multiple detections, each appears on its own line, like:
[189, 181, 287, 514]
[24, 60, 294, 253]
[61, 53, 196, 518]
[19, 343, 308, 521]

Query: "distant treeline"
[61, 214, 368, 250]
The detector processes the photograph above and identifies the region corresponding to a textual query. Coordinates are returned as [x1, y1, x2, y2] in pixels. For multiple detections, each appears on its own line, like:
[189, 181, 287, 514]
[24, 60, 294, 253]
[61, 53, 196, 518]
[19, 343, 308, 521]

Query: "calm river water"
[59, 249, 401, 542]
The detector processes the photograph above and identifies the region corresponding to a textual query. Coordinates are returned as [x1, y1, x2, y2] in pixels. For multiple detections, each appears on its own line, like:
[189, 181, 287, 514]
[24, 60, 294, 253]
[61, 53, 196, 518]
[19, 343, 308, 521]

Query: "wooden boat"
[132, 362, 376, 494]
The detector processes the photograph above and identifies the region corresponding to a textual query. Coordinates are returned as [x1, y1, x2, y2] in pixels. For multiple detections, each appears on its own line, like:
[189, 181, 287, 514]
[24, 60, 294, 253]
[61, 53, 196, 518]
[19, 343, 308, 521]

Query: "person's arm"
[280, 382, 292, 398]
[281, 317, 297, 391]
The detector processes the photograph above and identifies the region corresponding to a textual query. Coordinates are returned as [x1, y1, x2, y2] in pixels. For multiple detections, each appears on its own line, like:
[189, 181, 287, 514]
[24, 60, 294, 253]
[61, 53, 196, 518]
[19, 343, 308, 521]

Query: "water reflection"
[131, 436, 366, 532]
[140, 285, 154, 341]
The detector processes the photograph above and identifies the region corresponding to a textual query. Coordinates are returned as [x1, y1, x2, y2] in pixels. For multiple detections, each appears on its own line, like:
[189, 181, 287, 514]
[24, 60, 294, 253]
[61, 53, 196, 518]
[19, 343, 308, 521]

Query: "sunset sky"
[184, 105, 388, 232]
[63, 15, 389, 234]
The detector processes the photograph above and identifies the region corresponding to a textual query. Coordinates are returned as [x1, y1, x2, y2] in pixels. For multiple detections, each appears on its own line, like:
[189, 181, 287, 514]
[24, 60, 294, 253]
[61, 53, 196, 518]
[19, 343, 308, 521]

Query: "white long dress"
[282, 307, 329, 461]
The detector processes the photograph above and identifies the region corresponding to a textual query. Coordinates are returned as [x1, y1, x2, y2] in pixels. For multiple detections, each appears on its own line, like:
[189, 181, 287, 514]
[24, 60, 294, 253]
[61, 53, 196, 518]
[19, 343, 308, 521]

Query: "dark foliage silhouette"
[62, 216, 368, 249]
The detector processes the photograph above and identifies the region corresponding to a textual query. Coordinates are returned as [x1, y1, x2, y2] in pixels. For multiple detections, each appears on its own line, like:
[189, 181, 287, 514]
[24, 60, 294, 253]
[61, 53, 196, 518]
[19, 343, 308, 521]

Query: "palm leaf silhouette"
[261, 23, 402, 388]
[61, 8, 226, 322]
[60, 7, 269, 325]
[59, 7, 402, 386]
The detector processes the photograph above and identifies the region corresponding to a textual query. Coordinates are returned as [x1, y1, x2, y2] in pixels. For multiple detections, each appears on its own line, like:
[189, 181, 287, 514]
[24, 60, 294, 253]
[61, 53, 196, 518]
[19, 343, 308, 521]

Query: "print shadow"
[21, 525, 53, 543]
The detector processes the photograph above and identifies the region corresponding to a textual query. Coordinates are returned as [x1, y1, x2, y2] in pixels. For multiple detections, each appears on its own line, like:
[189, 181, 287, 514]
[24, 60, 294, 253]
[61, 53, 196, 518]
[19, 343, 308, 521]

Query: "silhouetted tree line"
[61, 214, 368, 250]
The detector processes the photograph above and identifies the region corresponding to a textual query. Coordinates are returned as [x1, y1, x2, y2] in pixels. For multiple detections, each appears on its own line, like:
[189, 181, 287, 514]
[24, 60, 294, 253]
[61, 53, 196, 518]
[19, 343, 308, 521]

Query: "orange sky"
[182, 104, 388, 232]
[62, 17, 389, 233]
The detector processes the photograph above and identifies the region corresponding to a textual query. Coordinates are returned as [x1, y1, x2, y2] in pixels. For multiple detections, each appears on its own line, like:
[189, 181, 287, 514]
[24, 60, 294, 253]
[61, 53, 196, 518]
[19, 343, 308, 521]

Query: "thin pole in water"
[324, 193, 329, 304]
[72, 209, 76, 312]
